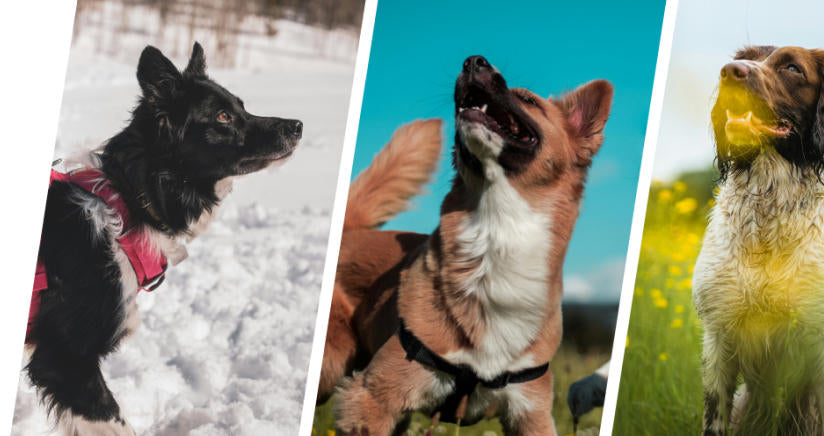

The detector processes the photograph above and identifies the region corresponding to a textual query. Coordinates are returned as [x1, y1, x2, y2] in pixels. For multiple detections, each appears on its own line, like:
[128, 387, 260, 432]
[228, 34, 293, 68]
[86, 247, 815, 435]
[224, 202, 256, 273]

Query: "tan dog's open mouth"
[457, 86, 538, 147]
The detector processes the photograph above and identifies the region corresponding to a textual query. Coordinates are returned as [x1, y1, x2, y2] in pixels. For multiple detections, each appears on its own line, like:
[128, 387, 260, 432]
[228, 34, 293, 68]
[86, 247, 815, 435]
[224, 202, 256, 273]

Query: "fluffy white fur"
[448, 119, 552, 379]
[58, 410, 136, 436]
[694, 150, 824, 433]
[433, 119, 553, 426]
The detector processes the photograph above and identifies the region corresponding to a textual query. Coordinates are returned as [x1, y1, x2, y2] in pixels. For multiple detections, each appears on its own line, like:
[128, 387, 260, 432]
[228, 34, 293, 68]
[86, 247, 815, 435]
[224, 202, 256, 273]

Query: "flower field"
[612, 168, 717, 435]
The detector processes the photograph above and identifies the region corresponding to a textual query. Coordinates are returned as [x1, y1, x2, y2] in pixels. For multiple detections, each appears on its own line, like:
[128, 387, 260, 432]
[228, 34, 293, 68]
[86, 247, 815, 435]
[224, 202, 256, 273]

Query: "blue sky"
[351, 0, 666, 302]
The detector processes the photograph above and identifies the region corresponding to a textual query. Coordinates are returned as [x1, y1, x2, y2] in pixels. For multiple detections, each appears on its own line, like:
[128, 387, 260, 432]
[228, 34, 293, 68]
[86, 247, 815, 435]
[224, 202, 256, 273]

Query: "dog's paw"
[59, 411, 136, 436]
[337, 425, 371, 436]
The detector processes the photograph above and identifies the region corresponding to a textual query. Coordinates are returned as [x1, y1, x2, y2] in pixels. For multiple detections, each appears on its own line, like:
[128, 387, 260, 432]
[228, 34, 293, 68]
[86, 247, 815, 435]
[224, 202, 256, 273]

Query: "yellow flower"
[675, 198, 697, 214]
[673, 181, 687, 192]
[675, 304, 685, 313]
[658, 189, 673, 202]
[650, 288, 662, 299]
[654, 298, 668, 308]
[327, 431, 335, 436]
[670, 318, 684, 328]
[669, 265, 683, 276]
[626, 336, 630, 347]
[659, 352, 668, 361]
[686, 233, 700, 245]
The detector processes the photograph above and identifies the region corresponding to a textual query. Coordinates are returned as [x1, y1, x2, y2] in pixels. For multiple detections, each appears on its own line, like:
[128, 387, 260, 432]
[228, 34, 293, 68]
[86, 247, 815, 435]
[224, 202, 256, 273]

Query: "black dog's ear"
[137, 45, 181, 101]
[184, 42, 207, 77]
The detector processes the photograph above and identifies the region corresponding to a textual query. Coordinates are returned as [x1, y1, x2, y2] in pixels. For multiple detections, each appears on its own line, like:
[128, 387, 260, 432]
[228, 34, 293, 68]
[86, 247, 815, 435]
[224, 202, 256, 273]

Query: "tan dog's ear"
[560, 79, 613, 165]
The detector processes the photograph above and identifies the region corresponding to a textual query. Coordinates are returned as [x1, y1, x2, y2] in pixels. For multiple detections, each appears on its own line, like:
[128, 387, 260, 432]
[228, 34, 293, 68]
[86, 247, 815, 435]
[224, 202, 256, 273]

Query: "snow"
[12, 5, 355, 434]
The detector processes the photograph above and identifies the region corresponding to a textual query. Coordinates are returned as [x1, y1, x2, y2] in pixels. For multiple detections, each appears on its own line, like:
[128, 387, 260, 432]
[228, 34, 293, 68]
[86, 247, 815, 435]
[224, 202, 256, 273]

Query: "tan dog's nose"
[721, 61, 750, 82]
[463, 55, 491, 73]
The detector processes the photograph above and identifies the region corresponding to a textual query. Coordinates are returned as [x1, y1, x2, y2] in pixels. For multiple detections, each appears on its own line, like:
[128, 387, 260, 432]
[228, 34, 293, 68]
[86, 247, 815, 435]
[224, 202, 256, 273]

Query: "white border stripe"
[600, 0, 680, 434]
[297, 1, 378, 434]
[0, 1, 76, 434]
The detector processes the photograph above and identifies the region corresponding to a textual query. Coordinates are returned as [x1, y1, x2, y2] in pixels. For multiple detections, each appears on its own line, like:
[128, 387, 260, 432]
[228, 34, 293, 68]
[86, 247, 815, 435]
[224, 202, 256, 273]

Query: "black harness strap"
[397, 318, 549, 423]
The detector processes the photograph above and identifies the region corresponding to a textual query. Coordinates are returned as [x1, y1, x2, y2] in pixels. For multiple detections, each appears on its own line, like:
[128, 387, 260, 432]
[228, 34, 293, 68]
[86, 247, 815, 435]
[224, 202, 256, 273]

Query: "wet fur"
[696, 46, 824, 435]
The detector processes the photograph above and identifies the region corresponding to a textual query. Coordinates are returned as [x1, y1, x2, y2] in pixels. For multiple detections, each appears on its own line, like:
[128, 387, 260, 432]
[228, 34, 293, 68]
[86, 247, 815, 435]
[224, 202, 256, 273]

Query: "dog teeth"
[481, 104, 488, 113]
[726, 109, 755, 121]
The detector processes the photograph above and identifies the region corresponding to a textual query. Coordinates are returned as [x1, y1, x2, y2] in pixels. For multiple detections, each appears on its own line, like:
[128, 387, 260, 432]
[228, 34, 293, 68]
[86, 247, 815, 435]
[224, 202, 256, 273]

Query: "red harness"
[28, 169, 167, 341]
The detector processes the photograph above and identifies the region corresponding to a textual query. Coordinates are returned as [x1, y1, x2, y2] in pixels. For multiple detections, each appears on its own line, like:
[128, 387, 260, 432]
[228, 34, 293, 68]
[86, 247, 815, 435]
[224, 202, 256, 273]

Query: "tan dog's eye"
[517, 94, 539, 106]
[217, 111, 232, 124]
[786, 64, 801, 73]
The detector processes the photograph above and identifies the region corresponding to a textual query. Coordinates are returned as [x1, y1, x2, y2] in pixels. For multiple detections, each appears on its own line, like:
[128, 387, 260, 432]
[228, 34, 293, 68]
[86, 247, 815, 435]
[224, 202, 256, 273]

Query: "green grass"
[612, 174, 715, 435]
[312, 345, 608, 436]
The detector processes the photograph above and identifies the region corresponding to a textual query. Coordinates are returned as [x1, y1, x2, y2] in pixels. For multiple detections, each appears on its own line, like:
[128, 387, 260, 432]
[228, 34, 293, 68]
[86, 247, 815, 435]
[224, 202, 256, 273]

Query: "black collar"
[103, 150, 170, 232]
[397, 318, 549, 423]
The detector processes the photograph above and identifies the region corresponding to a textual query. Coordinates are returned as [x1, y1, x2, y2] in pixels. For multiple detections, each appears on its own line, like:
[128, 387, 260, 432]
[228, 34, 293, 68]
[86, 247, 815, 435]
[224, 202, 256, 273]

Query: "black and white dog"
[27, 42, 302, 434]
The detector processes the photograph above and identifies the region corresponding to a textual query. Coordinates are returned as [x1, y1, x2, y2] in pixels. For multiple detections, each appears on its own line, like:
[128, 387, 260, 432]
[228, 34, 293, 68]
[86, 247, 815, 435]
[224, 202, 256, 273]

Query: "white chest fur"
[447, 159, 552, 380]
[694, 151, 824, 336]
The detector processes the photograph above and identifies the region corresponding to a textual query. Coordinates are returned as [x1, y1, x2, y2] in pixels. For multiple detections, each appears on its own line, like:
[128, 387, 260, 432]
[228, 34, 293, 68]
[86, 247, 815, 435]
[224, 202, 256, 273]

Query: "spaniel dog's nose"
[721, 62, 750, 82]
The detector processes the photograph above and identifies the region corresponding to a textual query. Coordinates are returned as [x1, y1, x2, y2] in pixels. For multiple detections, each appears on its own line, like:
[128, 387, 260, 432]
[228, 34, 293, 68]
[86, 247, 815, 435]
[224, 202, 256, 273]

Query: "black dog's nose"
[292, 120, 303, 138]
[721, 62, 750, 82]
[463, 55, 491, 73]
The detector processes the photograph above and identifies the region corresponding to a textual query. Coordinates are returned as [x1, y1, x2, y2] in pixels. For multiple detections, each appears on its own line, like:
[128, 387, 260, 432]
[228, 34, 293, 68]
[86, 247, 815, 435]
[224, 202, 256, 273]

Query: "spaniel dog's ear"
[814, 59, 824, 156]
[814, 89, 824, 156]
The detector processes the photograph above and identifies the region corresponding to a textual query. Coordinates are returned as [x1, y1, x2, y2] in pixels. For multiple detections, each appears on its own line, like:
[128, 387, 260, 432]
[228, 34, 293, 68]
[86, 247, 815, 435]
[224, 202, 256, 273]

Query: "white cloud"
[563, 258, 626, 303]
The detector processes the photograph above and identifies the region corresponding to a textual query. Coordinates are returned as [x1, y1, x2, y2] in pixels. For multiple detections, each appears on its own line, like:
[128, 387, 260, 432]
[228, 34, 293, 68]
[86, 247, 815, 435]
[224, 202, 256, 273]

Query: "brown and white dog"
[320, 55, 613, 435]
[694, 46, 824, 435]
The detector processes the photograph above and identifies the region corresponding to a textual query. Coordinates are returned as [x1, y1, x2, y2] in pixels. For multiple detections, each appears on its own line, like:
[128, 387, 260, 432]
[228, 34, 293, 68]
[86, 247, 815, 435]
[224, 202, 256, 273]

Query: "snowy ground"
[12, 9, 355, 435]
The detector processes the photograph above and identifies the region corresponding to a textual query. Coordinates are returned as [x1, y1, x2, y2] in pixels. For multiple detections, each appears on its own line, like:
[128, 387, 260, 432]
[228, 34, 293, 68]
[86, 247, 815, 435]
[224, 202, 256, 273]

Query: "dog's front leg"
[811, 361, 824, 434]
[701, 330, 738, 436]
[26, 343, 134, 436]
[500, 370, 556, 436]
[334, 335, 448, 436]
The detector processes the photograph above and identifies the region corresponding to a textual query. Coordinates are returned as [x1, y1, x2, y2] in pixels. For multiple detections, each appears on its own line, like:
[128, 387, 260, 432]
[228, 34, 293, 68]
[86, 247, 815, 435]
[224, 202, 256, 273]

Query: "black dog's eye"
[216, 111, 232, 124]
[786, 64, 801, 73]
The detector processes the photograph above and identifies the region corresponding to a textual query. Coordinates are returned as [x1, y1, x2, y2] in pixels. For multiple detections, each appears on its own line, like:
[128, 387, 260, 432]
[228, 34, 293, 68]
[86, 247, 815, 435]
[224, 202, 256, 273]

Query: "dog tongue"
[725, 109, 789, 141]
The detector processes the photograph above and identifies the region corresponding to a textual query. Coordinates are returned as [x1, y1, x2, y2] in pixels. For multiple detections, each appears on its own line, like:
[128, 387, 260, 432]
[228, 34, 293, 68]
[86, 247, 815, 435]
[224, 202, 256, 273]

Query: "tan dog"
[320, 55, 613, 435]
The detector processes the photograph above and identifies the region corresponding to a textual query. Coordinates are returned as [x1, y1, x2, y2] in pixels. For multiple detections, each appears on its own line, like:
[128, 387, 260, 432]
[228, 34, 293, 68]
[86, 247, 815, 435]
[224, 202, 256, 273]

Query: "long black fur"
[26, 42, 302, 429]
